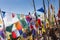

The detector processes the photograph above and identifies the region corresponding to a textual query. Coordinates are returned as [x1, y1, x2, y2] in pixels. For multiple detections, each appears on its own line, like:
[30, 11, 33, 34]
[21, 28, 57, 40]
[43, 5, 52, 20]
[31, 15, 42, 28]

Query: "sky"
[0, 0, 59, 15]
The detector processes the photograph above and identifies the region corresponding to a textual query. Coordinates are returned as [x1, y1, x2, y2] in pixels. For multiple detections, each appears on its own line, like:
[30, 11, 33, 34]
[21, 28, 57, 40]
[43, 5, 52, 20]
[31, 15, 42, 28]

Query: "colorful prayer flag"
[6, 32, 11, 40]
[14, 30, 20, 37]
[3, 13, 19, 27]
[12, 31, 17, 39]
[6, 24, 13, 32]
[37, 7, 44, 13]
[15, 21, 22, 30]
[20, 19, 28, 29]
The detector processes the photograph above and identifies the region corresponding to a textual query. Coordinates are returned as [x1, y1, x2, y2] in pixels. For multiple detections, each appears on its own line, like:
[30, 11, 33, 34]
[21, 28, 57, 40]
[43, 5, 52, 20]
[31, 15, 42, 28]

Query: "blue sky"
[0, 0, 59, 15]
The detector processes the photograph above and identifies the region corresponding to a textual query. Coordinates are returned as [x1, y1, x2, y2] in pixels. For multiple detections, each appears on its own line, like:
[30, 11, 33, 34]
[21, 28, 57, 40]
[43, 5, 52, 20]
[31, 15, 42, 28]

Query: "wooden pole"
[32, 0, 37, 21]
[0, 9, 6, 40]
[43, 0, 46, 26]
[58, 10, 60, 40]
[32, 0, 36, 12]
[43, 0, 47, 40]
[47, 0, 51, 26]
[32, 0, 37, 40]
[47, 0, 51, 40]
[59, 0, 60, 9]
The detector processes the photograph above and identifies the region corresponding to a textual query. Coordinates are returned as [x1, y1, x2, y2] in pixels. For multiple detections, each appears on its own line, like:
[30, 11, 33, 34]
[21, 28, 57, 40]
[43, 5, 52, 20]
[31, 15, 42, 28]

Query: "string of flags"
[0, 8, 56, 40]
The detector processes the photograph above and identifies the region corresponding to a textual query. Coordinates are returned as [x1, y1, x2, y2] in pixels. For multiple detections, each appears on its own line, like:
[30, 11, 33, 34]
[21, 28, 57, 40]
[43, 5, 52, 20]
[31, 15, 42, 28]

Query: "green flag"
[6, 24, 13, 32]
[17, 14, 20, 20]
[17, 14, 28, 29]
[20, 18, 28, 29]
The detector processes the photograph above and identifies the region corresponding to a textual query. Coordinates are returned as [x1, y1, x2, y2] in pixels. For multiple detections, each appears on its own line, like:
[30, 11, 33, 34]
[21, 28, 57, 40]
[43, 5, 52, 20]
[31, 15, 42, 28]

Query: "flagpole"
[43, 0, 47, 40]
[0, 9, 6, 40]
[32, 0, 37, 21]
[58, 0, 60, 40]
[58, 0, 60, 25]
[43, 0, 46, 27]
[59, 0, 60, 9]
[47, 0, 49, 23]
[32, 0, 36, 12]
[47, 0, 51, 26]
[32, 0, 37, 40]
[47, 0, 52, 40]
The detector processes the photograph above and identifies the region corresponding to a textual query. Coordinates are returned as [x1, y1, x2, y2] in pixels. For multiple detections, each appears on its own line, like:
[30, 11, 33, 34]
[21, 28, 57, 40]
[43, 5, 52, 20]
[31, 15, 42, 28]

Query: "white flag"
[14, 30, 20, 37]
[3, 13, 19, 27]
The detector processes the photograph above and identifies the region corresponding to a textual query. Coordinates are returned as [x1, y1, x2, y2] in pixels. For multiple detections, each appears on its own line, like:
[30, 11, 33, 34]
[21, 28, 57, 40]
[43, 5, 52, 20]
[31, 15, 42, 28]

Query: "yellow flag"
[0, 19, 3, 24]
[42, 24, 46, 33]
[6, 32, 11, 40]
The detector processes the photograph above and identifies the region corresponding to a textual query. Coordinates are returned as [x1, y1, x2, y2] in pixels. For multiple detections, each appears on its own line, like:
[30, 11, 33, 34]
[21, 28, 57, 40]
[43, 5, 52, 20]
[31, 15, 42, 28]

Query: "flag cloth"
[3, 13, 19, 27]
[20, 15, 28, 29]
[2, 11, 5, 18]
[12, 31, 17, 39]
[0, 19, 3, 24]
[0, 31, 5, 39]
[6, 24, 13, 32]
[12, 13, 15, 18]
[17, 14, 20, 21]
[30, 24, 33, 30]
[12, 24, 20, 37]
[37, 7, 44, 13]
[32, 29, 36, 37]
[6, 32, 11, 40]
[23, 33, 27, 38]
[42, 24, 46, 34]
[15, 21, 22, 30]
[26, 15, 31, 22]
[58, 9, 60, 18]
[35, 21, 39, 28]
[46, 19, 49, 28]
[20, 18, 28, 29]
[12, 24, 17, 32]
[19, 30, 23, 35]
[14, 30, 20, 37]
[0, 23, 3, 31]
[37, 19, 41, 27]
[17, 14, 28, 29]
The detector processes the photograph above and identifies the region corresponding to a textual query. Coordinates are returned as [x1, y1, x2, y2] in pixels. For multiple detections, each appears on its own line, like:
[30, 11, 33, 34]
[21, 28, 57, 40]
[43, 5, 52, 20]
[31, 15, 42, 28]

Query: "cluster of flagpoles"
[32, 0, 60, 40]
[0, 0, 60, 40]
[33, 0, 47, 40]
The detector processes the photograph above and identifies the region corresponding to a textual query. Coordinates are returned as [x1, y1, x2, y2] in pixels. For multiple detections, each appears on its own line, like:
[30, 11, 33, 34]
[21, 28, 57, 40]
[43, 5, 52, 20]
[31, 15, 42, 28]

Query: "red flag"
[58, 9, 60, 18]
[57, 9, 60, 24]
[37, 19, 41, 27]
[26, 15, 31, 22]
[30, 24, 33, 30]
[12, 31, 17, 38]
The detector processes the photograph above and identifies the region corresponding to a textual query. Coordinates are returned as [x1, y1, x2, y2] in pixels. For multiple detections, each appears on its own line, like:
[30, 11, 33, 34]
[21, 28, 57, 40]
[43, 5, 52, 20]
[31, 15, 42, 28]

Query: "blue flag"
[37, 8, 44, 13]
[2, 11, 5, 18]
